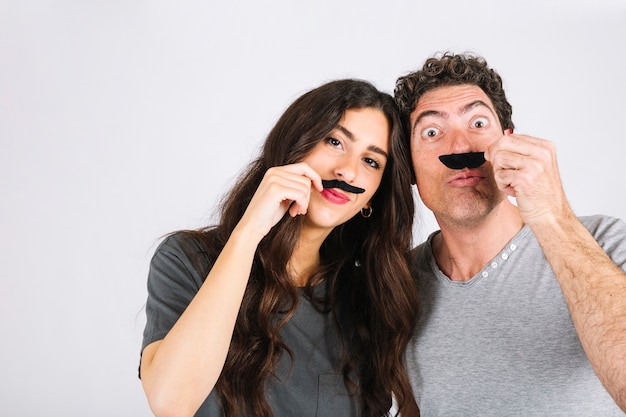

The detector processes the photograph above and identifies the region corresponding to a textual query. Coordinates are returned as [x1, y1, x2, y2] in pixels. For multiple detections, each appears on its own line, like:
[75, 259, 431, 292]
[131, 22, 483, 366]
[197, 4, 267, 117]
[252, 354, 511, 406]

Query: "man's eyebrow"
[412, 110, 444, 132]
[336, 124, 388, 159]
[461, 100, 496, 117]
[411, 100, 497, 132]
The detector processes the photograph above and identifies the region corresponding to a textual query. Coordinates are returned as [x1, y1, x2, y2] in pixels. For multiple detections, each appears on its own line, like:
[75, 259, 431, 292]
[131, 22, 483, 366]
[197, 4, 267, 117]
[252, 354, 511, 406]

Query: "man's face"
[409, 84, 507, 227]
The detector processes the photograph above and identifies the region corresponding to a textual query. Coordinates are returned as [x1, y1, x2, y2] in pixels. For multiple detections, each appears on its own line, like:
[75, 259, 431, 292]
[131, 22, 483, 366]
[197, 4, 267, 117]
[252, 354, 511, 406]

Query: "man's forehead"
[410, 85, 495, 123]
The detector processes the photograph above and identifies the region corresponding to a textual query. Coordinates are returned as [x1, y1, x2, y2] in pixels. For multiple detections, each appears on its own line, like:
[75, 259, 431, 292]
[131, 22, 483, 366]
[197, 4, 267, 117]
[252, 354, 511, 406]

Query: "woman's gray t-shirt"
[141, 233, 358, 416]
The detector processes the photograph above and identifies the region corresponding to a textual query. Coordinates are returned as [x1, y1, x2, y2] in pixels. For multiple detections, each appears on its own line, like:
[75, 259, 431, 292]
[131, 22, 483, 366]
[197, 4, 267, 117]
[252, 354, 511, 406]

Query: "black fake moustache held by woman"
[321, 179, 365, 194]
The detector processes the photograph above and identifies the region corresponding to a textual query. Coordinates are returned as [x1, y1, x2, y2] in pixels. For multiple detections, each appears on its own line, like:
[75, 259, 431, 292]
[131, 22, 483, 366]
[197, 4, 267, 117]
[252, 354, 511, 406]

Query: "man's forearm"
[531, 211, 626, 411]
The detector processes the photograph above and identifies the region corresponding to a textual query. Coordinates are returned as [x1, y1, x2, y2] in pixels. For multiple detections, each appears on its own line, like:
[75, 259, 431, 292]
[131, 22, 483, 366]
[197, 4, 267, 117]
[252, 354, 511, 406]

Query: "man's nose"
[448, 127, 473, 154]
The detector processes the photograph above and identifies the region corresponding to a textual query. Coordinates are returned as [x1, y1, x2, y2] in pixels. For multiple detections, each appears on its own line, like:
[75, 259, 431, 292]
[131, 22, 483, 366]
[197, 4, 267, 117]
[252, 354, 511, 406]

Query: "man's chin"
[432, 194, 501, 228]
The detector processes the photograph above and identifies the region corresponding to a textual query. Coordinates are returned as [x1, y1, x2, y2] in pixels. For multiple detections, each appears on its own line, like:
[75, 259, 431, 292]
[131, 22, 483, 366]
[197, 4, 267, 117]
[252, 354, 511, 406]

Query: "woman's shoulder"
[152, 229, 220, 278]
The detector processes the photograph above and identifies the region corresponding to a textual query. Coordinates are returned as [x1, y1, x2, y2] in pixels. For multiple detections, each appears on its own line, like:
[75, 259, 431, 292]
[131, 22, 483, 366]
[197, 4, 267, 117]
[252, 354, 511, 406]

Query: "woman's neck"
[288, 225, 329, 286]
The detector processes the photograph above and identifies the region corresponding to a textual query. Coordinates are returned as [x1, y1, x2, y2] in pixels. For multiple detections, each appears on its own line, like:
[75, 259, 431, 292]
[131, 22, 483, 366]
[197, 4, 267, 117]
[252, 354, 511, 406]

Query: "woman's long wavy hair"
[183, 79, 418, 416]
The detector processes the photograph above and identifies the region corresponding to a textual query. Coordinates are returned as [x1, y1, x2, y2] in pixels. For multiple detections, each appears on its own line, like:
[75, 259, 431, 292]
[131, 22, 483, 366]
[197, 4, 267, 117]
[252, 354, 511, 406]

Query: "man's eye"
[421, 127, 440, 139]
[472, 117, 488, 128]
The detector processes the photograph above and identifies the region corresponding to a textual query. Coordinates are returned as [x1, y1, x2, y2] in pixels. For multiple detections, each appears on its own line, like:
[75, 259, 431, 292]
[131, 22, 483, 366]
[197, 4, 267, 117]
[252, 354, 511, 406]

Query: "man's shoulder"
[577, 214, 624, 231]
[577, 214, 626, 245]
[577, 214, 626, 267]
[409, 232, 440, 279]
[410, 232, 437, 258]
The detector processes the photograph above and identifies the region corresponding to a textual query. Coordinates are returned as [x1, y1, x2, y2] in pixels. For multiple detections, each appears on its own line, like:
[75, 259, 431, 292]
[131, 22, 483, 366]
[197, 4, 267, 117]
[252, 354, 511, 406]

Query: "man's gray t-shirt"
[141, 233, 358, 416]
[407, 215, 626, 416]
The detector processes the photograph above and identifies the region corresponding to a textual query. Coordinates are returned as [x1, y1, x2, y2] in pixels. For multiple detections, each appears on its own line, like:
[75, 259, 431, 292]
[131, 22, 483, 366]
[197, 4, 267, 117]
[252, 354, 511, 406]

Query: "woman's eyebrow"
[336, 124, 388, 159]
[369, 145, 388, 160]
[336, 124, 355, 141]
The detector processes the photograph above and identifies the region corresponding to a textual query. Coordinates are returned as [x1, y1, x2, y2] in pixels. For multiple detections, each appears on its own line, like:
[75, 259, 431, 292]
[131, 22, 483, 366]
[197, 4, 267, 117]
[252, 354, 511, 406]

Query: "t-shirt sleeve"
[141, 233, 212, 352]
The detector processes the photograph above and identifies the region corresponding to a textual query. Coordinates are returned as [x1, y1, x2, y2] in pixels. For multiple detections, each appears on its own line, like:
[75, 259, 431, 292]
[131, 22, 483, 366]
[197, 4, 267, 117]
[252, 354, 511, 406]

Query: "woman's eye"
[421, 127, 440, 139]
[364, 157, 381, 170]
[325, 137, 342, 148]
[472, 117, 488, 128]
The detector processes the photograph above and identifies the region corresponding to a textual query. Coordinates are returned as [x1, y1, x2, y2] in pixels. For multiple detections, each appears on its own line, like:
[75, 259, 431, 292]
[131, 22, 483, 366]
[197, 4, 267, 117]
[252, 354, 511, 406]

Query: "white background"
[1, 1, 625, 415]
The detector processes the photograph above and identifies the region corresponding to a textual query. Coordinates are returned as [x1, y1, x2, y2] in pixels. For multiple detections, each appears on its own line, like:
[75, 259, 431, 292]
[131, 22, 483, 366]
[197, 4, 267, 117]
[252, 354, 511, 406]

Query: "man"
[394, 53, 626, 416]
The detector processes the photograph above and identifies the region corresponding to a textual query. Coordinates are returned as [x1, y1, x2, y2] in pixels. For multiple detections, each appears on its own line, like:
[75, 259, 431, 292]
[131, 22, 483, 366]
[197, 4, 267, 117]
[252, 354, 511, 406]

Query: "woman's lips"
[320, 188, 350, 204]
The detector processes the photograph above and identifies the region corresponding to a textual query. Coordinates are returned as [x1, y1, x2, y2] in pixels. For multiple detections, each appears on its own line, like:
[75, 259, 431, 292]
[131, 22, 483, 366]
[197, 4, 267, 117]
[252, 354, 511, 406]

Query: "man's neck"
[433, 201, 524, 281]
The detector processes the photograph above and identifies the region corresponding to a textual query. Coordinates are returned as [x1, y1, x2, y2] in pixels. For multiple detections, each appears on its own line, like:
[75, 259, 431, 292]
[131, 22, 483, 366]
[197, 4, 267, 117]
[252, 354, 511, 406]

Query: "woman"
[139, 79, 419, 417]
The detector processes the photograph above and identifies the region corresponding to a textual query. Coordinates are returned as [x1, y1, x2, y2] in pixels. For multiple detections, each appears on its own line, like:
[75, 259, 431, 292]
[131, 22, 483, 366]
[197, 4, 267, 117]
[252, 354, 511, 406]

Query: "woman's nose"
[334, 155, 358, 183]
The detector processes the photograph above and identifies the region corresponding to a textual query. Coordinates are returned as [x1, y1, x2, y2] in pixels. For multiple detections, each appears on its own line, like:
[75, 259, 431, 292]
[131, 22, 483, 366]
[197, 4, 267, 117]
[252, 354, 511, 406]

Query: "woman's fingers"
[238, 163, 322, 238]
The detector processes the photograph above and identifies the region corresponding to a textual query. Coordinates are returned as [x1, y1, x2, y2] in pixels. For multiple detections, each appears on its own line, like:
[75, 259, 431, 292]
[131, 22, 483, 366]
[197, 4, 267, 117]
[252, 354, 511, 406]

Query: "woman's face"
[301, 107, 389, 230]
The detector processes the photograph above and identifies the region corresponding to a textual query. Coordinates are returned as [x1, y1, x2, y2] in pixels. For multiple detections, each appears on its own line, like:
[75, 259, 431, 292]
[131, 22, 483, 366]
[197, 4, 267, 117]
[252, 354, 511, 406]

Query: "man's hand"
[485, 132, 570, 226]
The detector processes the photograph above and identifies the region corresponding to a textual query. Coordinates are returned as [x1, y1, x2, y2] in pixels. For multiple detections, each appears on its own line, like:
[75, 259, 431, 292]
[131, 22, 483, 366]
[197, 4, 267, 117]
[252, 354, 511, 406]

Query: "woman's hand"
[238, 163, 323, 239]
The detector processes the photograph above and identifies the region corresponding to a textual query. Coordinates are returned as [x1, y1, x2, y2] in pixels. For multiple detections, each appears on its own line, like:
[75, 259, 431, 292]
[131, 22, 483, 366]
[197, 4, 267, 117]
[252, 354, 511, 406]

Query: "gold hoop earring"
[361, 206, 372, 218]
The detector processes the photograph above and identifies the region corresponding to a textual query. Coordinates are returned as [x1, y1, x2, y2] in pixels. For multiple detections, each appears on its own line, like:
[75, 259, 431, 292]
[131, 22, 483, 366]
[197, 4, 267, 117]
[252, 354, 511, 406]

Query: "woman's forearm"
[140, 226, 261, 417]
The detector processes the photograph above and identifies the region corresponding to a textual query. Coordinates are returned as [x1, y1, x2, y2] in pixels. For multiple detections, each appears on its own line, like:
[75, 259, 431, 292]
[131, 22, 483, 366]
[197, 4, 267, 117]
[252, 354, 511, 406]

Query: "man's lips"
[447, 170, 484, 187]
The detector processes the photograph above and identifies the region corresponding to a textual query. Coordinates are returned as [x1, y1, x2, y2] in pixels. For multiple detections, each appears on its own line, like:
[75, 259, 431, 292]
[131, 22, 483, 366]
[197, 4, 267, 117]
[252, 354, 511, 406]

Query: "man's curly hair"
[394, 52, 515, 133]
